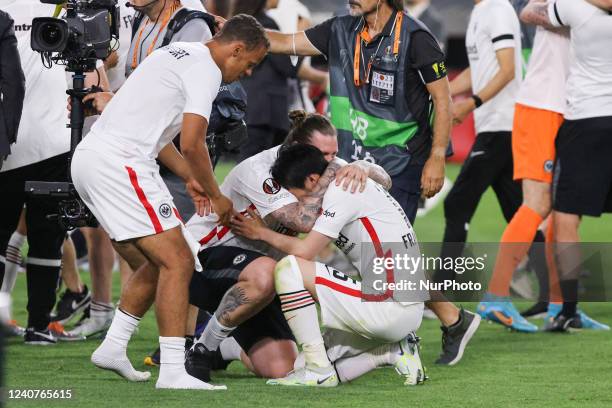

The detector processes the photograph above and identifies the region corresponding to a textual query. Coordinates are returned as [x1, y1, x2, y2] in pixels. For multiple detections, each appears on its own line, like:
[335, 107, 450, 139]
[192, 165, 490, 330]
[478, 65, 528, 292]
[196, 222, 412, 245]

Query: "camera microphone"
[125, 0, 160, 9]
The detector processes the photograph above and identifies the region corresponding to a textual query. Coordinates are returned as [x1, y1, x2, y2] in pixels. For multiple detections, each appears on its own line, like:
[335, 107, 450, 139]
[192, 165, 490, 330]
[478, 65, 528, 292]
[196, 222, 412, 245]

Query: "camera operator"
[0, 0, 108, 345]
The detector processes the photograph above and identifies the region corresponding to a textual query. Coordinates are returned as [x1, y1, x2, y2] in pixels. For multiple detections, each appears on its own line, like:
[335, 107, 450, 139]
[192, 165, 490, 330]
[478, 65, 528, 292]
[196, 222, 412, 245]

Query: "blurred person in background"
[520, 0, 612, 332]
[0, 7, 25, 338]
[233, 0, 305, 161]
[404, 0, 447, 51]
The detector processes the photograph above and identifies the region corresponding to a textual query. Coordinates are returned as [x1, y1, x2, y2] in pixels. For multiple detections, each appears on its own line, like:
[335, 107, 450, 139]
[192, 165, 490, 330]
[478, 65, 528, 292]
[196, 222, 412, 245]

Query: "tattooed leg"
[195, 257, 277, 351]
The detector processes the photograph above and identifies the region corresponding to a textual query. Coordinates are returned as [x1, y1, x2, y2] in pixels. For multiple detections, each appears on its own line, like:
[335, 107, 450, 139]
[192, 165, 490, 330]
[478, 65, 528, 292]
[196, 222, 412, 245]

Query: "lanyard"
[131, 1, 181, 70]
[353, 11, 403, 87]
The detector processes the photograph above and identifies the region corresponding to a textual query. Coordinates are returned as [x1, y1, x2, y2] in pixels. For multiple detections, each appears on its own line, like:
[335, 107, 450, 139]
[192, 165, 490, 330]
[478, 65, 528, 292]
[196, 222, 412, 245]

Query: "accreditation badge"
[369, 69, 395, 106]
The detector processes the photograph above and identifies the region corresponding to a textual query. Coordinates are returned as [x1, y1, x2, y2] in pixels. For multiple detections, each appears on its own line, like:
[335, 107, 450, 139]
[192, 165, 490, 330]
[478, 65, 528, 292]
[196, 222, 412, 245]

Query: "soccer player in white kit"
[232, 144, 428, 387]
[71, 15, 269, 390]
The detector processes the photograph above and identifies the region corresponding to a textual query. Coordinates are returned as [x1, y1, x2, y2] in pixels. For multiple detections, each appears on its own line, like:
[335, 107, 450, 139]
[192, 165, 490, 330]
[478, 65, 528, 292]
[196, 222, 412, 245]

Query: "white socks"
[197, 314, 235, 351]
[91, 308, 150, 382]
[334, 343, 398, 383]
[276, 256, 330, 369]
[156, 336, 226, 390]
[1, 231, 25, 294]
[219, 337, 243, 361]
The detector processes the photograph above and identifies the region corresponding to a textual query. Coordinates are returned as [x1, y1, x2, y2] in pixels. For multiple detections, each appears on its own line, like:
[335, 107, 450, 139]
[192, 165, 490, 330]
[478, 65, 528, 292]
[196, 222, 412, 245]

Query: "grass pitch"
[5, 164, 612, 408]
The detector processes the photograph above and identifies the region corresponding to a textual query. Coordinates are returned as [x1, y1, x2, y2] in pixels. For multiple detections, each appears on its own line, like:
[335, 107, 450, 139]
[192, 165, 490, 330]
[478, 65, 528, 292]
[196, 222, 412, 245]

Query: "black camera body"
[24, 181, 98, 230]
[31, 0, 119, 71]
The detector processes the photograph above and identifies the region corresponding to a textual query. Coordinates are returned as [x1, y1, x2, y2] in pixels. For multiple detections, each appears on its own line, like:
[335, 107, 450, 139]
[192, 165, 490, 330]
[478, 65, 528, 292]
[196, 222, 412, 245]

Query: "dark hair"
[271, 144, 328, 190]
[231, 0, 267, 16]
[388, 0, 404, 10]
[207, 0, 231, 18]
[283, 110, 336, 146]
[216, 14, 270, 51]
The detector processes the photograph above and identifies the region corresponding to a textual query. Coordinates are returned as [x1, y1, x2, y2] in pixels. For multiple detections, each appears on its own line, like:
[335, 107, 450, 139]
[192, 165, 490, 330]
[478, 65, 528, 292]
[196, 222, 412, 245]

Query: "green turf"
[5, 163, 612, 408]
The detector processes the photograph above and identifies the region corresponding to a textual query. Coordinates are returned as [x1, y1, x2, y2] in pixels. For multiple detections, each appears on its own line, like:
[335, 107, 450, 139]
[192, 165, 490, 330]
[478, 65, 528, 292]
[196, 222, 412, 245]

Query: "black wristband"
[471, 95, 483, 108]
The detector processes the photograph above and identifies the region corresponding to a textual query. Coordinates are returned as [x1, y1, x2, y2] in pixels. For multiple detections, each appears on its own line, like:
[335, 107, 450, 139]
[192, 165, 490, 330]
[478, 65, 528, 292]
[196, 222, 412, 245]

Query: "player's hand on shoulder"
[335, 163, 367, 193]
[231, 208, 266, 241]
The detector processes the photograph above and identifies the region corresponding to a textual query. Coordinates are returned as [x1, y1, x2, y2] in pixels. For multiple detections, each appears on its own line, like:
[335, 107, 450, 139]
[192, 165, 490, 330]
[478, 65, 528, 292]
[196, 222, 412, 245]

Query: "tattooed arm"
[263, 160, 341, 233]
[520, 0, 557, 28]
[342, 160, 392, 191]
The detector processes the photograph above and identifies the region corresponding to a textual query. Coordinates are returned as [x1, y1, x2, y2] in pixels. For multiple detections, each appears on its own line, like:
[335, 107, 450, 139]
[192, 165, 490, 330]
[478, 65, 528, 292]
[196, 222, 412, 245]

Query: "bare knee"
[248, 339, 297, 378]
[241, 257, 276, 302]
[523, 180, 552, 218]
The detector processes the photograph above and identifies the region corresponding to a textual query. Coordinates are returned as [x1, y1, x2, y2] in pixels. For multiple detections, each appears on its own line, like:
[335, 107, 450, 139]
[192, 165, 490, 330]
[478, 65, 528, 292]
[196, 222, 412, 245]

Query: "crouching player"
[232, 144, 428, 387]
[184, 111, 393, 380]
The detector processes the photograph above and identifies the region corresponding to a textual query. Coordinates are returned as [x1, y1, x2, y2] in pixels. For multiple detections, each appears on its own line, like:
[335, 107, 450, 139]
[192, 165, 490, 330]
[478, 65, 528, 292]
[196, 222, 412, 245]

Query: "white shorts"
[71, 146, 181, 242]
[314, 262, 424, 352]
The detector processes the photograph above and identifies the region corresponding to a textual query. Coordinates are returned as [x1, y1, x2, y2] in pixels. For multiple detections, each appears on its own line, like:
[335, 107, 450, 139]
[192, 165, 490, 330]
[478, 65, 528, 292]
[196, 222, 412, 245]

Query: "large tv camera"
[26, 0, 119, 230]
[31, 0, 119, 72]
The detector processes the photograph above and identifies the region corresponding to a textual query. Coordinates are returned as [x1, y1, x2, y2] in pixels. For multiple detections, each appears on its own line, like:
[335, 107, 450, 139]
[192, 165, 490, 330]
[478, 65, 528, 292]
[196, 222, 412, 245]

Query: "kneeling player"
[232, 145, 428, 387]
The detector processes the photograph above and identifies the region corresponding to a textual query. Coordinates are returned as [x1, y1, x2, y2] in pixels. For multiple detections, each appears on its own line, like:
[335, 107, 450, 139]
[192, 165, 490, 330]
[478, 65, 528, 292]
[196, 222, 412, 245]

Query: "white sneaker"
[266, 366, 338, 387]
[68, 313, 113, 339]
[394, 333, 427, 385]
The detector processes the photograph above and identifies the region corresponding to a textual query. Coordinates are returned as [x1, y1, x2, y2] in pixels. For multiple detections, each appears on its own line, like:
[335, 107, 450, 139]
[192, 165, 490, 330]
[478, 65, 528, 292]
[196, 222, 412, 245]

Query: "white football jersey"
[186, 146, 298, 259]
[465, 0, 522, 133]
[82, 42, 220, 161]
[312, 180, 422, 286]
[549, 0, 612, 120]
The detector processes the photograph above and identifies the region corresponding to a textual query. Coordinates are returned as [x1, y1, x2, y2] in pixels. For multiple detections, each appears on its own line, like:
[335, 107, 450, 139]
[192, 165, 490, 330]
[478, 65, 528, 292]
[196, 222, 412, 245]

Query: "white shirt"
[186, 145, 349, 259]
[107, 1, 136, 92]
[125, 2, 211, 78]
[465, 0, 522, 133]
[549, 0, 612, 120]
[81, 42, 220, 161]
[186, 146, 298, 259]
[312, 180, 425, 304]
[516, 25, 570, 114]
[0, 0, 70, 172]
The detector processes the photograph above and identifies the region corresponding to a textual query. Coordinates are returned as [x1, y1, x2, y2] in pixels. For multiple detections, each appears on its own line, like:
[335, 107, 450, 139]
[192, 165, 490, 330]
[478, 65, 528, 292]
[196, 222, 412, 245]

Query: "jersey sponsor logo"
[335, 233, 356, 256]
[262, 178, 281, 195]
[322, 210, 336, 218]
[232, 254, 247, 265]
[431, 62, 447, 79]
[159, 203, 172, 218]
[14, 23, 32, 32]
[166, 45, 190, 60]
[544, 160, 554, 173]
[402, 232, 416, 248]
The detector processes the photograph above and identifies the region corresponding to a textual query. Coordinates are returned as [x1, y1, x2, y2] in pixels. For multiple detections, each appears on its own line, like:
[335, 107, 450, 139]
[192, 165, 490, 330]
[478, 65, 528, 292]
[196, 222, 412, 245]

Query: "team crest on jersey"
[263, 178, 281, 195]
[159, 203, 172, 218]
[544, 160, 554, 173]
[233, 254, 247, 265]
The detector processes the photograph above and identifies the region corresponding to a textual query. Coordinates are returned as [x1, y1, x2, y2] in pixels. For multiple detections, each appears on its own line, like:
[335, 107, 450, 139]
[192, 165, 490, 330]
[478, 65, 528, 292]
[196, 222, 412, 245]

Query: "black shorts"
[553, 117, 612, 217]
[188, 246, 294, 353]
